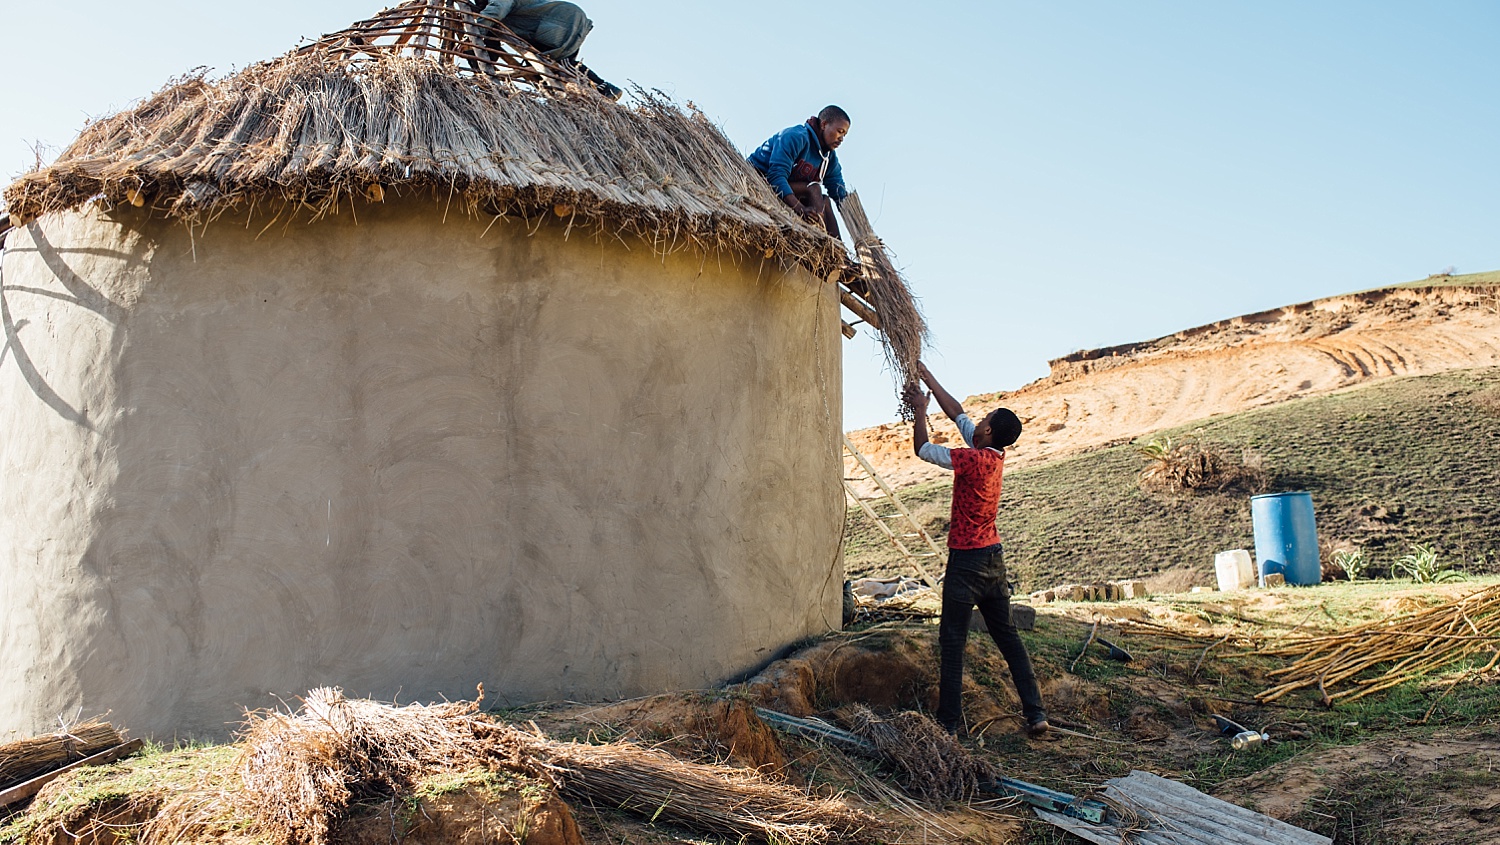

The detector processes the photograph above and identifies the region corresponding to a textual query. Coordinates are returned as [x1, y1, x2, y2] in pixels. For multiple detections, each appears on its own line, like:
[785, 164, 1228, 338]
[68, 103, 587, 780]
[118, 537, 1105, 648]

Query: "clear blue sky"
[3, 1, 1497, 428]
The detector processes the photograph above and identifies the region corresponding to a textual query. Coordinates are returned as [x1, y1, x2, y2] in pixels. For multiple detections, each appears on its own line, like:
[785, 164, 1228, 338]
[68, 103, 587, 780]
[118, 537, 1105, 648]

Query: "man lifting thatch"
[905, 364, 1050, 739]
[476, 0, 621, 99]
[749, 106, 852, 238]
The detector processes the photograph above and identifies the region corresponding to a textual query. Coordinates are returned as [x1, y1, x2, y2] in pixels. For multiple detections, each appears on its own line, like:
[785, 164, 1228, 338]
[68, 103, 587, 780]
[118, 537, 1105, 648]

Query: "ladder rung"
[913, 553, 940, 558]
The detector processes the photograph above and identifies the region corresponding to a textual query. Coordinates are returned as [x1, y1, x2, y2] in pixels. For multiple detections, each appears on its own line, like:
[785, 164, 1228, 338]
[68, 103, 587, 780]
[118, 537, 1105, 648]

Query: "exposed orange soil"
[849, 284, 1500, 489]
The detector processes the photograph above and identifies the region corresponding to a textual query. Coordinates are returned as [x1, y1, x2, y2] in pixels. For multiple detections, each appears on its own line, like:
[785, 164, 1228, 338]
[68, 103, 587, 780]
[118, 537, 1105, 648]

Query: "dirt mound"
[1222, 734, 1500, 844]
[850, 283, 1500, 488]
[342, 784, 582, 845]
[737, 631, 1045, 738]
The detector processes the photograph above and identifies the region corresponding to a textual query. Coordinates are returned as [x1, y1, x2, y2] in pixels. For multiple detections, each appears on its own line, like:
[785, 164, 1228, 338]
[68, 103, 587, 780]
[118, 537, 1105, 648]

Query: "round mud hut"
[0, 1, 867, 739]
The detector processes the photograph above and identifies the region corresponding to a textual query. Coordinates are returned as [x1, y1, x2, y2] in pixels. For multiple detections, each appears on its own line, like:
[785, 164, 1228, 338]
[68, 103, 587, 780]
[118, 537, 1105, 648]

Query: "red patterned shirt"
[947, 447, 1005, 549]
[915, 413, 1007, 549]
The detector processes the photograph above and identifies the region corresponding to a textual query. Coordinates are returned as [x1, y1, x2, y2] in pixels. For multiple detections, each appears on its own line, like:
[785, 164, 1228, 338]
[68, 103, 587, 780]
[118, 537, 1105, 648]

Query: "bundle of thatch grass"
[837, 192, 929, 413]
[233, 688, 876, 845]
[235, 688, 488, 845]
[0, 719, 123, 790]
[509, 726, 875, 844]
[839, 706, 992, 806]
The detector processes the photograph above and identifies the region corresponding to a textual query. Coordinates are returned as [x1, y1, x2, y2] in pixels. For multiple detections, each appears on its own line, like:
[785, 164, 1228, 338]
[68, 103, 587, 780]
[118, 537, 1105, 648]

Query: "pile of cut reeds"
[234, 688, 877, 845]
[0, 720, 123, 790]
[837, 192, 928, 414]
[1256, 584, 1500, 705]
[514, 725, 875, 844]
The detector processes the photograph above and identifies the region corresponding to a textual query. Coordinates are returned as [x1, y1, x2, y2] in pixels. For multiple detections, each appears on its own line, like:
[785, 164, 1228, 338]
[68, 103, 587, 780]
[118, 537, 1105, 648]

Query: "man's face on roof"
[821, 119, 850, 150]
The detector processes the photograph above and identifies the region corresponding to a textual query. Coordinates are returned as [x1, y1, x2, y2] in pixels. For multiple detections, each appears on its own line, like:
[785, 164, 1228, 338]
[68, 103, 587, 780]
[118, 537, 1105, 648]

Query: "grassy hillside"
[846, 367, 1500, 590]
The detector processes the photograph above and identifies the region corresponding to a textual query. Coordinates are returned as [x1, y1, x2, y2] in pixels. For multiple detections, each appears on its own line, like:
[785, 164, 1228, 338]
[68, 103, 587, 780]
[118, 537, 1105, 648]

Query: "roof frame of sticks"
[300, 0, 580, 90]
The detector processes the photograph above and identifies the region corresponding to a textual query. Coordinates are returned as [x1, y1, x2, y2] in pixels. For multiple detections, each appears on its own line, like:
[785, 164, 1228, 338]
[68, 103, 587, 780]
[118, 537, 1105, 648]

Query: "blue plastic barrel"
[1251, 492, 1321, 586]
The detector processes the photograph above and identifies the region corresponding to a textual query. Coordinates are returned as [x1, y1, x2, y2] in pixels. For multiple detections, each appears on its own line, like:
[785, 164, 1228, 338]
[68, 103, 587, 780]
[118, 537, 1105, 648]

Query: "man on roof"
[748, 106, 851, 238]
[476, 0, 622, 99]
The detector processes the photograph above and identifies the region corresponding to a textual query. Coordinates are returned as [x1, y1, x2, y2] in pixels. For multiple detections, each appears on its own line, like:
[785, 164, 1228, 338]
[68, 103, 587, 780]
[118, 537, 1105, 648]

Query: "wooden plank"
[1108, 771, 1330, 844]
[1030, 770, 1331, 845]
[840, 321, 857, 340]
[838, 286, 882, 331]
[0, 740, 145, 808]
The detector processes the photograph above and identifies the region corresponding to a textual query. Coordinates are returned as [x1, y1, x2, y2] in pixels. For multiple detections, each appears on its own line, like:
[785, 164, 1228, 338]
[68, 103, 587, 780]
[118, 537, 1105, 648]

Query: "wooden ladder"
[842, 434, 943, 588]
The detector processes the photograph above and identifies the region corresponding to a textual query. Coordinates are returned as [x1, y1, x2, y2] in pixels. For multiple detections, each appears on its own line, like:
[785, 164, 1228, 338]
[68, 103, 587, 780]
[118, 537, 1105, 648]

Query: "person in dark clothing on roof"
[478, 0, 593, 60]
[748, 106, 851, 238]
[475, 0, 622, 99]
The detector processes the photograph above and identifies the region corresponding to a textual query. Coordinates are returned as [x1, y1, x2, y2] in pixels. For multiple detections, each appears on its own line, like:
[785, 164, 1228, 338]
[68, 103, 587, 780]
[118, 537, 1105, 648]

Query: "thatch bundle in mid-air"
[838, 193, 930, 413]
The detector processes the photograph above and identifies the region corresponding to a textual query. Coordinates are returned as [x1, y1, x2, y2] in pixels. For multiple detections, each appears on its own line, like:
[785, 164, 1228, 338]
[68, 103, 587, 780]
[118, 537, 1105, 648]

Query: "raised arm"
[919, 362, 966, 422]
[903, 382, 930, 456]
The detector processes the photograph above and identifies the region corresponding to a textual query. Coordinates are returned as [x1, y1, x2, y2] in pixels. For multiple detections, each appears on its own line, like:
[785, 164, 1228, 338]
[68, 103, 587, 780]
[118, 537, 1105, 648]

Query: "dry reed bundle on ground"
[236, 687, 488, 845]
[0, 720, 123, 789]
[493, 723, 877, 844]
[838, 192, 929, 410]
[1256, 584, 1500, 705]
[839, 706, 992, 806]
[234, 689, 876, 845]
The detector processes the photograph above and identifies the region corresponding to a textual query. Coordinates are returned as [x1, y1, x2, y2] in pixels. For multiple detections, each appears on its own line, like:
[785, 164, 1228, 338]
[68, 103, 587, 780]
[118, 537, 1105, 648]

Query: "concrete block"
[1263, 573, 1286, 588]
[1118, 581, 1148, 600]
[969, 603, 1036, 632]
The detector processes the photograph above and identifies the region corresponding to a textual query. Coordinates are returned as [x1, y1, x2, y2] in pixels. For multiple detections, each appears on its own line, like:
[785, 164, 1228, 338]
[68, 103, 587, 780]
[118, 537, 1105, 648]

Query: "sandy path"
[848, 284, 1500, 490]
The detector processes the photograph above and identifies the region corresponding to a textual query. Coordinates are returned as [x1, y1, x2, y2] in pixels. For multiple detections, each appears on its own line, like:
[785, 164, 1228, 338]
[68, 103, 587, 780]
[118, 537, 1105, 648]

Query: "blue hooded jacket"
[747, 121, 848, 203]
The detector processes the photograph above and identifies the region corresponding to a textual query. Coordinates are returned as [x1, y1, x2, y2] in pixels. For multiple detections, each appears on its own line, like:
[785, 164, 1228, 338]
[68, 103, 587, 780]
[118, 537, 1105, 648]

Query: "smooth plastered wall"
[0, 202, 843, 739]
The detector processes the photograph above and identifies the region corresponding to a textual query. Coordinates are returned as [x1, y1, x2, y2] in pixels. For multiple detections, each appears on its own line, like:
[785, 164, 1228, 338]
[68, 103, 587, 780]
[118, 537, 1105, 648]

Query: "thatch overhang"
[1, 1, 845, 274]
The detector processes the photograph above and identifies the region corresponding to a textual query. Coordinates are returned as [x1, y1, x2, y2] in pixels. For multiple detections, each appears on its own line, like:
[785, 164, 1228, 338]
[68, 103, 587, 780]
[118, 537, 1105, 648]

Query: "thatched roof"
[2, 1, 842, 271]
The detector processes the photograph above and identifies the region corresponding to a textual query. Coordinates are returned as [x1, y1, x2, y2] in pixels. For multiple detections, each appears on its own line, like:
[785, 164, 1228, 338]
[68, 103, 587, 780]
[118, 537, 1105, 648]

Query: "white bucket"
[1215, 549, 1255, 592]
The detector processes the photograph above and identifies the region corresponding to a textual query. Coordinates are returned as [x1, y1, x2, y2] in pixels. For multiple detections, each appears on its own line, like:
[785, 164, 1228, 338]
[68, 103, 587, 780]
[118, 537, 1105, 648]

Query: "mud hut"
[0, 1, 870, 739]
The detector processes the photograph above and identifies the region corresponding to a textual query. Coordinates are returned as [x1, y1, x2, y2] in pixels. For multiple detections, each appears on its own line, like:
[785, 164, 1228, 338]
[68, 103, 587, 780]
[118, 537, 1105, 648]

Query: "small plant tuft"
[1332, 548, 1369, 581]
[1392, 544, 1463, 583]
[1134, 432, 1270, 496]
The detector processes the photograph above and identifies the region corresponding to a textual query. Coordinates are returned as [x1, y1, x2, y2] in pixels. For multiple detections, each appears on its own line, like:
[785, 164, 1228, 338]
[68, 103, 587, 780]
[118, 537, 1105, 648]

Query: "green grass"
[0, 742, 244, 844]
[1386, 269, 1500, 290]
[847, 367, 1500, 590]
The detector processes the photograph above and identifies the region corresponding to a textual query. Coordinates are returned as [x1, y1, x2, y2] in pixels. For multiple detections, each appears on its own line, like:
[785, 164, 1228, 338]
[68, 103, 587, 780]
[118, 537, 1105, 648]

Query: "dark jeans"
[936, 545, 1046, 730]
